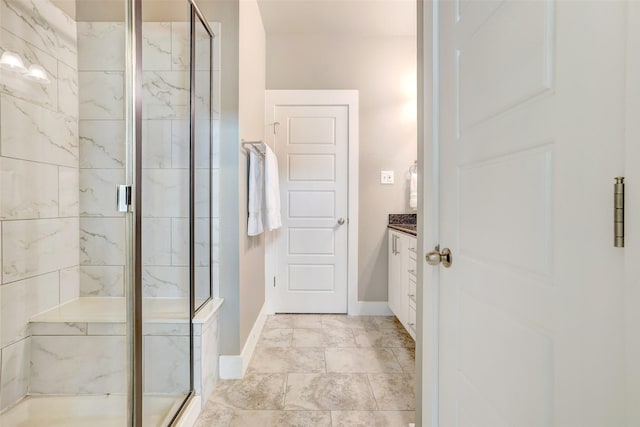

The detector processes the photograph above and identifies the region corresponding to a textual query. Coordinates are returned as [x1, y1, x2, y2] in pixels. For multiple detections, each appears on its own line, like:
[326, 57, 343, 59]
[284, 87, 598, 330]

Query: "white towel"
[409, 171, 418, 210]
[264, 145, 282, 230]
[247, 149, 264, 236]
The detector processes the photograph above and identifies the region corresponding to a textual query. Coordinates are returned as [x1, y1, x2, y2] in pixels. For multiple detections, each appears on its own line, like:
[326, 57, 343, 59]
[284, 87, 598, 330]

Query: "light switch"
[381, 170, 394, 184]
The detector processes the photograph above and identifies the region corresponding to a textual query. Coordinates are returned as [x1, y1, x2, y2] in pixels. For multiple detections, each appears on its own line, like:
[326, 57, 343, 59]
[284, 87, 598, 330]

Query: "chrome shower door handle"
[117, 184, 131, 213]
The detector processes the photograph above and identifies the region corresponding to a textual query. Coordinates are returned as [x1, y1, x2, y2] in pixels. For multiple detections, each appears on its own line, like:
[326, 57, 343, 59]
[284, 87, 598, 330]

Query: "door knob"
[425, 245, 453, 268]
[337, 218, 346, 225]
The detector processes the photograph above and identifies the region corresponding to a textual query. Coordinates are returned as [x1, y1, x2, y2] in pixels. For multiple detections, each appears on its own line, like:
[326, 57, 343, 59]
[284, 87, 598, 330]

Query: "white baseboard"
[264, 300, 391, 316]
[219, 355, 243, 379]
[241, 303, 267, 374]
[218, 304, 267, 379]
[172, 394, 201, 427]
[348, 301, 392, 316]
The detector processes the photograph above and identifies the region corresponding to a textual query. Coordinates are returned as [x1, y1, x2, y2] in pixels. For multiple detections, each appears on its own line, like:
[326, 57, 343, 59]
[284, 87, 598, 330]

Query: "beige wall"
[201, 0, 267, 354]
[266, 34, 417, 301]
[53, 0, 76, 18]
[200, 0, 267, 355]
[238, 0, 266, 348]
[198, 0, 242, 355]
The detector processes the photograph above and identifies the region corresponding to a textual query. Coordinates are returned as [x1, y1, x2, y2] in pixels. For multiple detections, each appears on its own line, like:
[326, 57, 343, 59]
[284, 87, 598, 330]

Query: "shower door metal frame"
[125, 0, 143, 424]
[190, 0, 215, 315]
[127, 0, 215, 425]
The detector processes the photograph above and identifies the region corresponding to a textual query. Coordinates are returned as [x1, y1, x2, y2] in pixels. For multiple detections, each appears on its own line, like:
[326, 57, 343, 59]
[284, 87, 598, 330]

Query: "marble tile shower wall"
[77, 21, 220, 300]
[137, 21, 221, 396]
[0, 0, 79, 411]
[77, 21, 126, 298]
[139, 20, 220, 301]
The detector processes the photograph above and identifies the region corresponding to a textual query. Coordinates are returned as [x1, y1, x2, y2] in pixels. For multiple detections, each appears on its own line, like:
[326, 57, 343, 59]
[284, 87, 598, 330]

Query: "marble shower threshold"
[0, 394, 184, 427]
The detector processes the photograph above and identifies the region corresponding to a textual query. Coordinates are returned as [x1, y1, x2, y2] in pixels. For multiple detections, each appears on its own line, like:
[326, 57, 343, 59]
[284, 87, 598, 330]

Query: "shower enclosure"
[0, 0, 219, 425]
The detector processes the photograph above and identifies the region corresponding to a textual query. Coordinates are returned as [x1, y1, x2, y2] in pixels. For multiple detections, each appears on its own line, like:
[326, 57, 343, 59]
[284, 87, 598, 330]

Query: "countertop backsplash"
[389, 213, 417, 225]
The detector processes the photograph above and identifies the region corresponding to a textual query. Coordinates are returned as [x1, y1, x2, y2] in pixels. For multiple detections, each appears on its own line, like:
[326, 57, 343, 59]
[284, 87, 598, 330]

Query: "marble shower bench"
[27, 297, 222, 403]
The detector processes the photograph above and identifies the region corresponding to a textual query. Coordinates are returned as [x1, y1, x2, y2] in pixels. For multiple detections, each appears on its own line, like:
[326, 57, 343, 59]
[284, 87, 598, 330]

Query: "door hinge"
[273, 276, 276, 288]
[614, 177, 624, 248]
[117, 184, 132, 212]
[273, 121, 280, 135]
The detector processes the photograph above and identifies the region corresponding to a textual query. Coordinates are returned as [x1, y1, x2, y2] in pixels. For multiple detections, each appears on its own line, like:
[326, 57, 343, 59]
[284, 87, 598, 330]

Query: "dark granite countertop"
[388, 213, 417, 236]
[388, 224, 417, 236]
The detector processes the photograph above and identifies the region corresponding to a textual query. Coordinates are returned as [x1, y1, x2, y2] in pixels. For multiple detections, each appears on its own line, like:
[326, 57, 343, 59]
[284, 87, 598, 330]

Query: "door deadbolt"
[425, 246, 453, 268]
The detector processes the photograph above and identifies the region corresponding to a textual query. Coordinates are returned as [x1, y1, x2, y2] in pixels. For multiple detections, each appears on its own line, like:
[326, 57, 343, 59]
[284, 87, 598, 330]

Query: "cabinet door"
[405, 235, 417, 337]
[387, 231, 402, 317]
[396, 233, 410, 329]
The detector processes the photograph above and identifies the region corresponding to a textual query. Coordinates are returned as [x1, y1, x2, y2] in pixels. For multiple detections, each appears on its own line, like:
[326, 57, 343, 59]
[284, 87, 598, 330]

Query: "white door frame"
[264, 90, 363, 315]
[624, 2, 640, 424]
[417, 0, 439, 425]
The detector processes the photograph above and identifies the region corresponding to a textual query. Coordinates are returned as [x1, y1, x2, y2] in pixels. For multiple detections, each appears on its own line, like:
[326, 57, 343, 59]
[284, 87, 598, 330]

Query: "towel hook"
[409, 160, 417, 175]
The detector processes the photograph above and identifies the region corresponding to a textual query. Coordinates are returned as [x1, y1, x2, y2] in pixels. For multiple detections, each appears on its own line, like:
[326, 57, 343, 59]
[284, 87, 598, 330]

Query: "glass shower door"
[0, 0, 134, 425]
[192, 1, 214, 312]
[139, 1, 196, 424]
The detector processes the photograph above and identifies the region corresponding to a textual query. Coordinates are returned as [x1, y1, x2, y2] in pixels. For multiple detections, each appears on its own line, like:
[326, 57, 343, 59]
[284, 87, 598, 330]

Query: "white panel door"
[274, 105, 349, 313]
[434, 1, 628, 426]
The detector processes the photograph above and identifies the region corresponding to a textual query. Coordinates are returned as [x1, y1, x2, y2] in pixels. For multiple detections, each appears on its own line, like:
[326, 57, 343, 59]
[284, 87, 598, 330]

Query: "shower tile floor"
[195, 314, 416, 427]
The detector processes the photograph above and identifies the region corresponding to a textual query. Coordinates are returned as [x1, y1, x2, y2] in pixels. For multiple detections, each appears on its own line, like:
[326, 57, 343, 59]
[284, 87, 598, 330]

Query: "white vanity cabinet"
[388, 230, 406, 326]
[406, 236, 417, 339]
[388, 228, 417, 340]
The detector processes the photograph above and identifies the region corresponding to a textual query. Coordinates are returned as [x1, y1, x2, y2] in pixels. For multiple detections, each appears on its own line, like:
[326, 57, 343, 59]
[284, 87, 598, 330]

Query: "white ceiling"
[257, 0, 417, 36]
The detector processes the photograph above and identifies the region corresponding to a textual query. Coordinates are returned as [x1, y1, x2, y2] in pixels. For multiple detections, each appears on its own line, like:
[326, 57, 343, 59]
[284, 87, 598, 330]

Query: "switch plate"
[381, 170, 394, 184]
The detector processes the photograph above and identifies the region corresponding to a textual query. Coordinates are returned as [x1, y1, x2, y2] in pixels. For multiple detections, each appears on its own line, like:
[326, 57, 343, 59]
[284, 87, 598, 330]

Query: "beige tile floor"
[195, 314, 415, 427]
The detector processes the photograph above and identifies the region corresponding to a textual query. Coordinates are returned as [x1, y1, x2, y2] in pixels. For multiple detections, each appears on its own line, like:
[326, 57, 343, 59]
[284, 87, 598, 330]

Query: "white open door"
[265, 90, 358, 314]
[422, 1, 635, 425]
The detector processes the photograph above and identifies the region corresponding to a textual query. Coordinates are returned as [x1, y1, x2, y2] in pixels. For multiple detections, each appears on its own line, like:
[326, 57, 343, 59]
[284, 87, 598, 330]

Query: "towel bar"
[241, 140, 267, 157]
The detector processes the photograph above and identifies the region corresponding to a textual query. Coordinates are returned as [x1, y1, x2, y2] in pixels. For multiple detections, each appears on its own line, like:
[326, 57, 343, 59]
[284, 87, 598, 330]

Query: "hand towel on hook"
[265, 145, 282, 231]
[409, 170, 418, 210]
